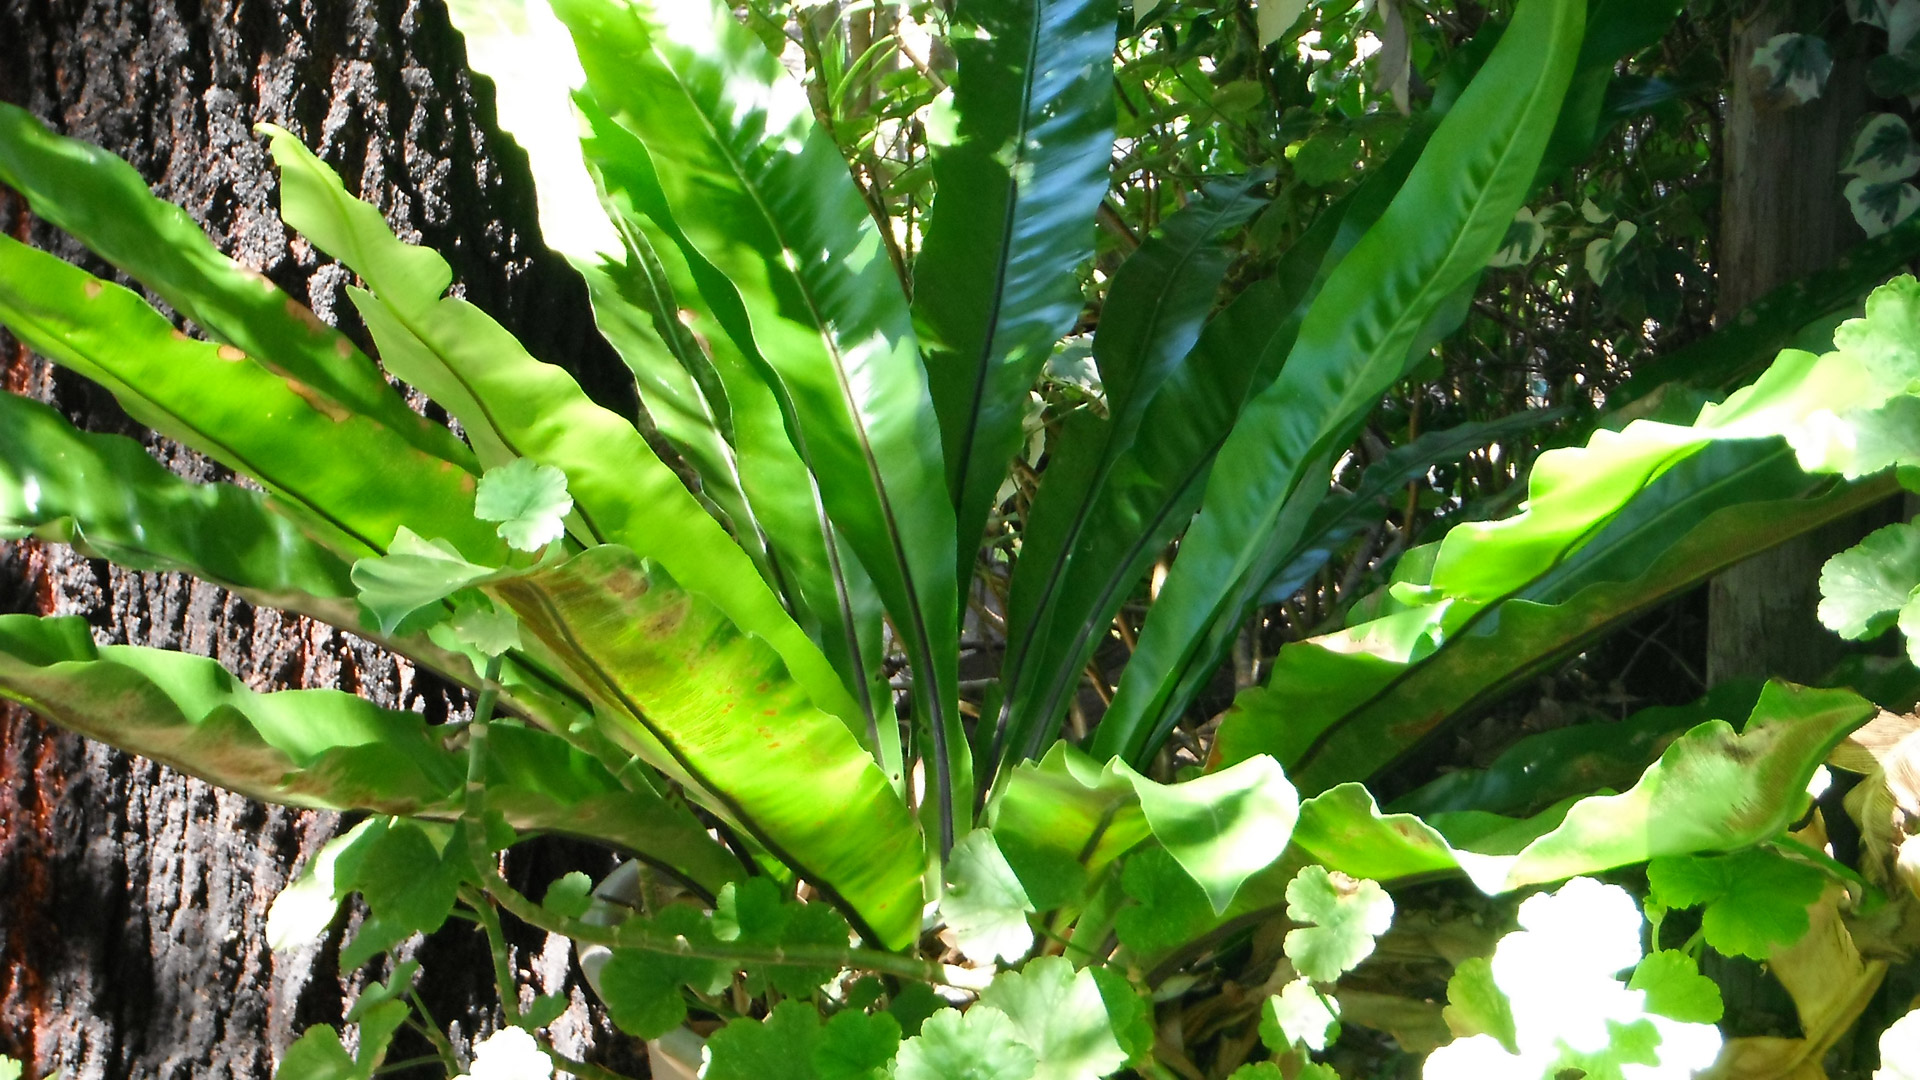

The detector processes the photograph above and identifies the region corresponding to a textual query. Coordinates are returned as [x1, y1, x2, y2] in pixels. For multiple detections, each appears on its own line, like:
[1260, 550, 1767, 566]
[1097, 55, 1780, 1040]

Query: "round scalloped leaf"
[1645, 850, 1825, 960]
[1628, 951, 1724, 1025]
[1819, 521, 1920, 640]
[894, 1006, 1038, 1080]
[813, 1010, 903, 1080]
[706, 1001, 821, 1080]
[939, 828, 1036, 965]
[476, 457, 573, 551]
[1262, 978, 1341, 1052]
[1282, 865, 1395, 982]
[979, 956, 1128, 1080]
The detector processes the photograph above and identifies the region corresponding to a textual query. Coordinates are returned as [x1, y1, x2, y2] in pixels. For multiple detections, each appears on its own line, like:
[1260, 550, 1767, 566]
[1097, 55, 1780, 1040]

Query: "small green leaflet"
[1282, 865, 1395, 982]
[815, 1010, 904, 1080]
[1441, 956, 1517, 1052]
[977, 957, 1129, 1080]
[706, 1002, 827, 1080]
[476, 457, 573, 551]
[1628, 951, 1724, 1025]
[591, 905, 730, 1039]
[452, 595, 522, 655]
[939, 828, 1036, 964]
[1645, 849, 1825, 959]
[350, 527, 501, 636]
[712, 878, 852, 996]
[0, 1057, 18, 1080]
[1819, 520, 1920, 640]
[894, 1007, 1038, 1080]
[542, 871, 595, 919]
[1262, 979, 1340, 1052]
[1113, 846, 1214, 954]
[1751, 32, 1832, 105]
[1584, 220, 1637, 286]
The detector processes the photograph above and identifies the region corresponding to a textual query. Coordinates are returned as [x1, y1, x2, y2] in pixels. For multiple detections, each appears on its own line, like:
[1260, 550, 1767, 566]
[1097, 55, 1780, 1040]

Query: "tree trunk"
[0, 1, 643, 1076]
[1706, 10, 1882, 685]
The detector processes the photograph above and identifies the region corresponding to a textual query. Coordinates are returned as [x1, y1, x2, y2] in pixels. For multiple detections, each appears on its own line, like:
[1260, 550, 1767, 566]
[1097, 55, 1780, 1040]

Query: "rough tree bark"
[0, 0, 645, 1076]
[1706, 11, 1884, 685]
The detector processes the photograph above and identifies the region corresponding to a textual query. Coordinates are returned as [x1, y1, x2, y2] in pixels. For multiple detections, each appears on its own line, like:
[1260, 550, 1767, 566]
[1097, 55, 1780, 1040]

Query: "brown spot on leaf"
[170, 329, 193, 343]
[282, 377, 351, 421]
[83, 280, 103, 299]
[284, 297, 329, 335]
[335, 337, 354, 358]
[217, 344, 247, 362]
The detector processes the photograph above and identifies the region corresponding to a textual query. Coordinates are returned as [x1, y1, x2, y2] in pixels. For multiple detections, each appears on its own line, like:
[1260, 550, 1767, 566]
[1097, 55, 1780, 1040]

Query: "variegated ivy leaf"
[1584, 220, 1637, 286]
[1751, 33, 1832, 105]
[1256, 0, 1310, 47]
[1846, 115, 1920, 183]
[1855, 0, 1892, 28]
[1488, 207, 1546, 269]
[1848, 175, 1920, 237]
[476, 457, 573, 551]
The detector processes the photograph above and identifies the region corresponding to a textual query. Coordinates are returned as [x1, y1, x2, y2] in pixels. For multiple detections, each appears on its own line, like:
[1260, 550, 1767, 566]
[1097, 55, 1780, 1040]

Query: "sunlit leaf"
[894, 1007, 1038, 1080]
[978, 957, 1128, 1080]
[1263, 979, 1340, 1052]
[1628, 951, 1723, 1025]
[1282, 866, 1395, 982]
[476, 458, 574, 551]
[940, 828, 1036, 964]
[1644, 849, 1825, 960]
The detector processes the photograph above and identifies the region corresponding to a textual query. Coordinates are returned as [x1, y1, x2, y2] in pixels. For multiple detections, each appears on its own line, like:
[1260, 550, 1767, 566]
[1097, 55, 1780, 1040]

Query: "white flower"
[456, 1027, 553, 1080]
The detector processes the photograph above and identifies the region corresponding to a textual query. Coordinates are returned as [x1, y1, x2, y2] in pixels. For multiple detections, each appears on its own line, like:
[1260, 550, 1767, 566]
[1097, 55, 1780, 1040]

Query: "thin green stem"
[550, 1052, 643, 1080]
[404, 997, 463, 1076]
[464, 654, 521, 1025]
[480, 870, 951, 985]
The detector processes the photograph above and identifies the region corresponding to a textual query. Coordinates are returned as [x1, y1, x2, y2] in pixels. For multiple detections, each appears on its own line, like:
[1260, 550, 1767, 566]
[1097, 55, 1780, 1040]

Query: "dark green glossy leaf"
[0, 234, 503, 563]
[994, 179, 1270, 766]
[1097, 0, 1588, 763]
[0, 103, 474, 470]
[0, 391, 356, 620]
[551, 0, 963, 836]
[914, 0, 1118, 572]
[491, 544, 926, 948]
[996, 126, 1440, 774]
[1256, 410, 1568, 607]
[572, 98, 894, 771]
[1397, 681, 1766, 820]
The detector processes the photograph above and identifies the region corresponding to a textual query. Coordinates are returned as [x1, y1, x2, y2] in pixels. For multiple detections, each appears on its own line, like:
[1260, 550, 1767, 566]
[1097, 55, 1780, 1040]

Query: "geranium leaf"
[978, 956, 1128, 1080]
[1441, 957, 1517, 1053]
[940, 828, 1036, 964]
[1819, 521, 1920, 640]
[894, 1007, 1038, 1080]
[707, 1002, 822, 1080]
[1113, 847, 1214, 955]
[813, 1010, 902, 1080]
[476, 458, 574, 552]
[1262, 979, 1340, 1052]
[1282, 865, 1395, 982]
[1628, 951, 1724, 1025]
[542, 871, 595, 920]
[1645, 850, 1825, 959]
